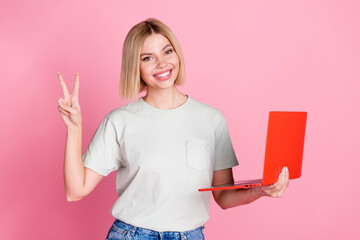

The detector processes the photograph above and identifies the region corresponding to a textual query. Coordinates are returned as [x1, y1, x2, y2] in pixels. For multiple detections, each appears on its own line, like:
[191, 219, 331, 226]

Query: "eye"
[165, 49, 173, 54]
[142, 56, 152, 61]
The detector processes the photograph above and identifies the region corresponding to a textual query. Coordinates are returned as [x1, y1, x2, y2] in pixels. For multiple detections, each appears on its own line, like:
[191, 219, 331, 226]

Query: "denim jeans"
[106, 219, 205, 240]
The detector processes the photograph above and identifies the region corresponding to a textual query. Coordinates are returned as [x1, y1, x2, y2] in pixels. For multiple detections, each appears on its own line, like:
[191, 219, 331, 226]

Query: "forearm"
[216, 187, 267, 209]
[64, 125, 85, 201]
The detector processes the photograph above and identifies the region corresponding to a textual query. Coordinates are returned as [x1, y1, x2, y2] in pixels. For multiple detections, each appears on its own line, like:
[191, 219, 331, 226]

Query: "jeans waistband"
[113, 219, 204, 238]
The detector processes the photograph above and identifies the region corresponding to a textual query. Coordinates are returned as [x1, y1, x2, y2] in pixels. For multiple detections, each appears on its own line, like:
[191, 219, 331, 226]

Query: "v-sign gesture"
[58, 72, 103, 202]
[57, 73, 82, 129]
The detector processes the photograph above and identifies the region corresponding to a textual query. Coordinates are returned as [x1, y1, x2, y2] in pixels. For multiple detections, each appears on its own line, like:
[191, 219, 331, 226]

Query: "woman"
[57, 18, 289, 240]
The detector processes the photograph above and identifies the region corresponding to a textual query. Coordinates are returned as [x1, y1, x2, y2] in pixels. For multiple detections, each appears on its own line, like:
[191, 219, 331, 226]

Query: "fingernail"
[57, 72, 60, 75]
[58, 99, 62, 104]
[286, 167, 289, 171]
[76, 72, 79, 75]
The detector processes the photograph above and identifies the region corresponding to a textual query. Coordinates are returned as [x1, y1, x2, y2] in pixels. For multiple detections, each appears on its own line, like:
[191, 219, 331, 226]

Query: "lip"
[153, 69, 172, 76]
[153, 69, 173, 81]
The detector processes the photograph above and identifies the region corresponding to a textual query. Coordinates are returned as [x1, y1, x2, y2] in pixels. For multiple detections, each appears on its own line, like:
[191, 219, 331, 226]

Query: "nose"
[156, 56, 167, 68]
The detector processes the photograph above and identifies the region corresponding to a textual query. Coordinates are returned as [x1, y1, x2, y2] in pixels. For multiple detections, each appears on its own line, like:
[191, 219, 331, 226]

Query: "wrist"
[252, 186, 267, 198]
[67, 124, 82, 135]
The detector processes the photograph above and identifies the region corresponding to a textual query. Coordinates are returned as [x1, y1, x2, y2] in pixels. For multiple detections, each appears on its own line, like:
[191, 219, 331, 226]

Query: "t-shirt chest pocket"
[186, 139, 211, 170]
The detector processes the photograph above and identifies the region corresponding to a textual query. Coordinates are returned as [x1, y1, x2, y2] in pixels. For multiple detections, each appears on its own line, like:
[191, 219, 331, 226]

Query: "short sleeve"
[82, 116, 123, 176]
[214, 112, 239, 171]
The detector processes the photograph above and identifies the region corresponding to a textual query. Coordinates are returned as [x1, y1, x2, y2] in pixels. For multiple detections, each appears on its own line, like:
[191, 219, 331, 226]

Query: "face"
[139, 33, 180, 91]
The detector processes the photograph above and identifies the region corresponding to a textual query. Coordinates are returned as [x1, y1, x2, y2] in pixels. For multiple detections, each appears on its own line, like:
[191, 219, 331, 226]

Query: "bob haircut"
[120, 18, 186, 100]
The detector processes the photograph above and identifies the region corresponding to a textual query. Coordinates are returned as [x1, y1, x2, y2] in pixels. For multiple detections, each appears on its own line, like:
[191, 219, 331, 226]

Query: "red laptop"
[198, 111, 307, 192]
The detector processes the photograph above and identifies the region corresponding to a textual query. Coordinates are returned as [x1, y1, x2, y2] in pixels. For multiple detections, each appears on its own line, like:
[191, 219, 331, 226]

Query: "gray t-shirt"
[82, 95, 238, 231]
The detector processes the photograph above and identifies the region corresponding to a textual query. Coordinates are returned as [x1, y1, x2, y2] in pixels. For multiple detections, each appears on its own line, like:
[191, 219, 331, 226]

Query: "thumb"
[59, 110, 73, 127]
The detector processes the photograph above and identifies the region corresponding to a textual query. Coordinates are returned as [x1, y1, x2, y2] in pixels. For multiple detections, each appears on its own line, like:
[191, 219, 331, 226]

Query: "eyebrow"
[140, 44, 172, 57]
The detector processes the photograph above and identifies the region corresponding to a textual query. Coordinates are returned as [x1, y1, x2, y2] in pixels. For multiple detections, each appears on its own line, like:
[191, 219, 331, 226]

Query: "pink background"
[1, 0, 359, 239]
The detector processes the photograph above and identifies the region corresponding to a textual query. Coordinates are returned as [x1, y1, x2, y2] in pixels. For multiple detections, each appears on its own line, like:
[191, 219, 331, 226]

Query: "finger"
[277, 178, 289, 197]
[280, 167, 288, 186]
[59, 110, 67, 120]
[59, 110, 72, 126]
[58, 98, 73, 110]
[281, 167, 287, 183]
[58, 73, 70, 101]
[280, 167, 286, 186]
[58, 98, 67, 106]
[286, 167, 290, 180]
[276, 168, 284, 187]
[276, 185, 286, 197]
[274, 169, 285, 193]
[277, 168, 290, 197]
[72, 73, 80, 98]
[58, 101, 76, 115]
[284, 167, 290, 187]
[58, 106, 70, 116]
[69, 94, 81, 110]
[277, 167, 284, 182]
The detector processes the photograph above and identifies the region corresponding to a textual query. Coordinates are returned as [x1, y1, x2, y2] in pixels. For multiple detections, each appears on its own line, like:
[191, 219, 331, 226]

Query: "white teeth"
[155, 70, 170, 78]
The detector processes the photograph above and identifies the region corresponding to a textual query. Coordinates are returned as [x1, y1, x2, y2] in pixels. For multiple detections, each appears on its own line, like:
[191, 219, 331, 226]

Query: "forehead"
[141, 34, 171, 53]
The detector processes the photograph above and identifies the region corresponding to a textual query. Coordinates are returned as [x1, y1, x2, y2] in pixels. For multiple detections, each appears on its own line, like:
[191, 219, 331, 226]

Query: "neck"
[142, 86, 187, 110]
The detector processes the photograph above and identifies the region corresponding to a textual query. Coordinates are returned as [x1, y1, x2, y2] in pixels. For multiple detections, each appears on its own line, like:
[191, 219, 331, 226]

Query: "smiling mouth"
[153, 69, 172, 78]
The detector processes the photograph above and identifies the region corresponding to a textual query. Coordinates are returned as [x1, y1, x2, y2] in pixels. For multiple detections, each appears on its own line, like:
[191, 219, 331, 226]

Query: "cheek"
[172, 56, 180, 74]
[172, 55, 180, 67]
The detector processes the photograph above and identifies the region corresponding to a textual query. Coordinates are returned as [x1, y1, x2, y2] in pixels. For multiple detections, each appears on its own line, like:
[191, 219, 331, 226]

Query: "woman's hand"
[258, 167, 290, 198]
[57, 73, 82, 129]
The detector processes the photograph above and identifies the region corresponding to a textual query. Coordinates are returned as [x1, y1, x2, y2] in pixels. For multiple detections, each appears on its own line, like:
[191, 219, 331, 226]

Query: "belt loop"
[180, 232, 186, 240]
[130, 226, 137, 236]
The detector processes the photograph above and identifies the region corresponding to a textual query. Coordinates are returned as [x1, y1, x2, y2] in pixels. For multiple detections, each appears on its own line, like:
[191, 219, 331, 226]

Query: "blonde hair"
[120, 18, 186, 100]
